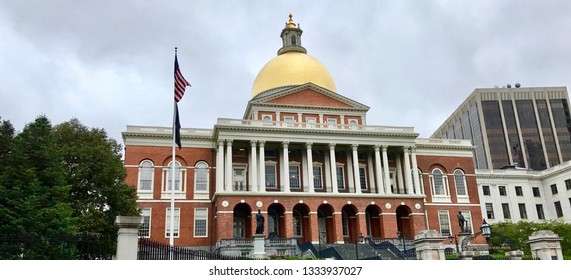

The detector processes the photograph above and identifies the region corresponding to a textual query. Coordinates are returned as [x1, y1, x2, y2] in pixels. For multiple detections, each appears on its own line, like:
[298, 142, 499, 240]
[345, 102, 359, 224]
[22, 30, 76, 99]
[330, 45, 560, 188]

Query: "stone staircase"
[319, 243, 398, 260]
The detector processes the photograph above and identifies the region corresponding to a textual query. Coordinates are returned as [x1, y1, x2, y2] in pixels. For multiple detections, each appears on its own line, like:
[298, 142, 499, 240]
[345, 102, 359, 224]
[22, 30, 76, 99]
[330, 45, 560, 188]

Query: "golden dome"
[251, 52, 337, 97]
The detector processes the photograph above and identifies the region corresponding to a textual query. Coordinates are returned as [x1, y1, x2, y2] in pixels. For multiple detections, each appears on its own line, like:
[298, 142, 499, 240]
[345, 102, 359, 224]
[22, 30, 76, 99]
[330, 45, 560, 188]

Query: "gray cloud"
[1, 0, 571, 145]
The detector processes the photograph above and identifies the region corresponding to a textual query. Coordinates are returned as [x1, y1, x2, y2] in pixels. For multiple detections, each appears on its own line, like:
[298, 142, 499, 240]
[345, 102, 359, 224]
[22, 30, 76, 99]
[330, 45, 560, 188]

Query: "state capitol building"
[122, 15, 567, 256]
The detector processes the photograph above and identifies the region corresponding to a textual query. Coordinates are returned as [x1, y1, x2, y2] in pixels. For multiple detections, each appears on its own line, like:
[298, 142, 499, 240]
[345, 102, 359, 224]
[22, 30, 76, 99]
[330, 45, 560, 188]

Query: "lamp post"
[396, 231, 406, 258]
[481, 219, 491, 241]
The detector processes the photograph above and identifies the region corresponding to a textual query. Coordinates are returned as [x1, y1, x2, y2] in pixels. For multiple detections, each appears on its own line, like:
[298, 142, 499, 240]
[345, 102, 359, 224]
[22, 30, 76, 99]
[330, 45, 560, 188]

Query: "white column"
[352, 144, 362, 194]
[396, 154, 404, 194]
[346, 150, 354, 192]
[258, 141, 266, 193]
[329, 143, 338, 194]
[324, 151, 332, 192]
[301, 148, 308, 191]
[367, 152, 376, 193]
[306, 143, 315, 193]
[250, 140, 258, 192]
[225, 140, 233, 191]
[374, 145, 384, 194]
[411, 147, 421, 194]
[282, 142, 290, 192]
[403, 147, 413, 194]
[216, 140, 224, 193]
[382, 146, 391, 194]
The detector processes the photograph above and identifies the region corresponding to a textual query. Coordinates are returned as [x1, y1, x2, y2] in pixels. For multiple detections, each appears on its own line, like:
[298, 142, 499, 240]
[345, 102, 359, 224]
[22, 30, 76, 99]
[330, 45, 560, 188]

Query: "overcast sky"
[2, 0, 571, 147]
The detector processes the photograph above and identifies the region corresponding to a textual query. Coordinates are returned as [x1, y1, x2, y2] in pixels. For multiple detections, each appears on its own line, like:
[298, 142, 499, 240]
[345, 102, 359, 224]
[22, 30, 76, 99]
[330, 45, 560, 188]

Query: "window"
[293, 210, 303, 236]
[306, 117, 316, 128]
[165, 208, 180, 237]
[518, 204, 528, 219]
[262, 115, 272, 124]
[551, 184, 558, 195]
[313, 165, 323, 189]
[194, 161, 209, 193]
[533, 187, 541, 197]
[194, 208, 208, 237]
[438, 210, 450, 236]
[165, 161, 182, 191]
[359, 167, 367, 190]
[138, 160, 154, 192]
[233, 167, 246, 191]
[515, 186, 523, 196]
[265, 164, 277, 189]
[536, 204, 545, 220]
[431, 169, 447, 196]
[284, 116, 294, 126]
[502, 203, 511, 219]
[482, 185, 490, 196]
[291, 35, 297, 45]
[348, 119, 358, 128]
[454, 170, 467, 196]
[485, 203, 494, 219]
[555, 201, 563, 218]
[139, 208, 151, 237]
[499, 186, 507, 196]
[289, 164, 301, 189]
[566, 179, 571, 190]
[327, 118, 337, 128]
[336, 166, 345, 190]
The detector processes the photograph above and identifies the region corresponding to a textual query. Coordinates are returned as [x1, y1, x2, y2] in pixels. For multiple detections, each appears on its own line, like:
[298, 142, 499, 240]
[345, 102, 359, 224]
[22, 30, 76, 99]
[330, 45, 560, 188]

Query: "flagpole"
[169, 48, 178, 254]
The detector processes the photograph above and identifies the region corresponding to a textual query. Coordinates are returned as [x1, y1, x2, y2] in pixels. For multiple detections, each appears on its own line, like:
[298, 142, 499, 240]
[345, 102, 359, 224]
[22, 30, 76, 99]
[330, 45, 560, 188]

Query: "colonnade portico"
[215, 139, 422, 196]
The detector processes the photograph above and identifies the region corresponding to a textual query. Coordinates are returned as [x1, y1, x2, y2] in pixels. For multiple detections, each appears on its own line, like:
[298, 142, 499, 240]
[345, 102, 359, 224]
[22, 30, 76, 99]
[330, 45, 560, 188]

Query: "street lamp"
[396, 231, 406, 258]
[480, 219, 492, 241]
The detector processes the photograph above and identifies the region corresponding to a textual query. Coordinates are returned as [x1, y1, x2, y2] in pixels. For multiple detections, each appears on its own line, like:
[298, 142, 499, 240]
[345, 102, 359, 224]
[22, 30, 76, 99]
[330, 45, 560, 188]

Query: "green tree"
[0, 116, 77, 259]
[0, 117, 15, 165]
[53, 118, 138, 257]
[489, 220, 571, 258]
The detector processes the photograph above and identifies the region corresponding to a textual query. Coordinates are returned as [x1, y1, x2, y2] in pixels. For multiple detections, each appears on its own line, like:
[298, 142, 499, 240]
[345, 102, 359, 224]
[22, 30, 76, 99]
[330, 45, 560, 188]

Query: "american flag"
[174, 53, 191, 103]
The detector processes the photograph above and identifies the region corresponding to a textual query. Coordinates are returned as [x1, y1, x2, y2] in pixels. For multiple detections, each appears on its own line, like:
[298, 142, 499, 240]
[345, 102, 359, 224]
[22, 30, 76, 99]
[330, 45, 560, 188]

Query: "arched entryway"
[317, 204, 335, 244]
[341, 204, 359, 243]
[365, 205, 382, 238]
[233, 203, 252, 239]
[292, 203, 310, 243]
[395, 205, 413, 238]
[267, 203, 285, 238]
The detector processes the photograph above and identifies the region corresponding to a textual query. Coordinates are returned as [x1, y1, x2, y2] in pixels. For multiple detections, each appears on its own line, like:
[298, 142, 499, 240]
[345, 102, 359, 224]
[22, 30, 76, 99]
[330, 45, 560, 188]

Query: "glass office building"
[432, 86, 571, 170]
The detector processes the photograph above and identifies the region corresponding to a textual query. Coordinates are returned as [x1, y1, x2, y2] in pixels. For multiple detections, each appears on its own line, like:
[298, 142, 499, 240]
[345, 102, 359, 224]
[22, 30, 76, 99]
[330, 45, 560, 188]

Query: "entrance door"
[233, 216, 245, 238]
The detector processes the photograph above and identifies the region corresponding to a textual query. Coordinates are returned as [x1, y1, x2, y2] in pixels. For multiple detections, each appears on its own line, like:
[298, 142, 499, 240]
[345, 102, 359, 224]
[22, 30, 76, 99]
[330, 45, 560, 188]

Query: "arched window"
[194, 161, 209, 192]
[166, 161, 182, 191]
[138, 160, 154, 192]
[431, 168, 446, 196]
[291, 35, 297, 45]
[454, 169, 467, 196]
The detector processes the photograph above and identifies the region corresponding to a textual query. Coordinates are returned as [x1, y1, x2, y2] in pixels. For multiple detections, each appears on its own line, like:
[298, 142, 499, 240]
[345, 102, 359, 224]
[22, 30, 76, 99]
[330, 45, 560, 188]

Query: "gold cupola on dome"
[251, 14, 337, 97]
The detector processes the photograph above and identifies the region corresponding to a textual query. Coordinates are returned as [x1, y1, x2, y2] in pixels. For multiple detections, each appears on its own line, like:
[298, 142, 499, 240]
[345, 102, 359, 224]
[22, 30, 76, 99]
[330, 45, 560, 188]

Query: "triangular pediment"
[250, 83, 369, 110]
